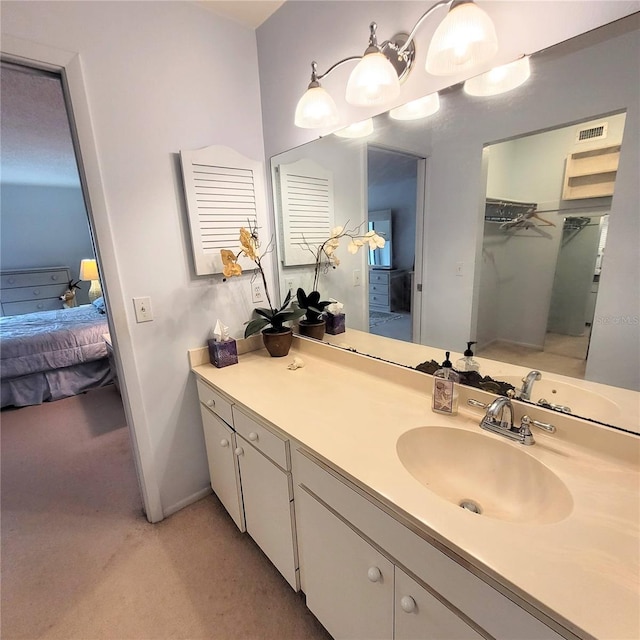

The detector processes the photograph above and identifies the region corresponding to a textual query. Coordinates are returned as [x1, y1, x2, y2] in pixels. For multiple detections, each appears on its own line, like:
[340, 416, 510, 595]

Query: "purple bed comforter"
[1, 305, 109, 378]
[0, 305, 112, 407]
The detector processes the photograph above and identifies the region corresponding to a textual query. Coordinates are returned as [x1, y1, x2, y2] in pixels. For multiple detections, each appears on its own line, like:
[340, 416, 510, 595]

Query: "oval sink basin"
[502, 375, 621, 425]
[397, 427, 573, 524]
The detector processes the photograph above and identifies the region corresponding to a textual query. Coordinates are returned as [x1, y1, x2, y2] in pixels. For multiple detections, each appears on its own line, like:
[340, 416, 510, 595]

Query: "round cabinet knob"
[52, 274, 58, 280]
[37, 303, 43, 309]
[33, 289, 40, 295]
[8, 278, 15, 284]
[248, 432, 258, 442]
[220, 438, 229, 448]
[367, 566, 382, 583]
[400, 596, 417, 613]
[206, 399, 215, 408]
[234, 447, 244, 457]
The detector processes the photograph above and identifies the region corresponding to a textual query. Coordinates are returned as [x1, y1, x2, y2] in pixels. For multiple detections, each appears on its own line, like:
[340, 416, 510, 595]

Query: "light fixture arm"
[397, 0, 455, 55]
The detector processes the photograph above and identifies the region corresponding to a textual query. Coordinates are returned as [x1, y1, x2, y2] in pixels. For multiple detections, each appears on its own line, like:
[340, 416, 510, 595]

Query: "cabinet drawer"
[1, 268, 69, 289]
[369, 293, 389, 307]
[196, 378, 234, 425]
[368, 283, 389, 296]
[232, 406, 289, 470]
[2, 298, 62, 316]
[369, 271, 389, 285]
[293, 448, 564, 640]
[1, 284, 67, 303]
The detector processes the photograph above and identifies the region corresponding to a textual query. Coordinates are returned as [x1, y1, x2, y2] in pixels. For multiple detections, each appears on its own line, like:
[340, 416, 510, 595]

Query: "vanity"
[190, 337, 639, 640]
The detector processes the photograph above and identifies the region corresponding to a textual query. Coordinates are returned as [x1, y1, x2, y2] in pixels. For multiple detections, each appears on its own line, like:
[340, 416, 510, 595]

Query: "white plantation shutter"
[180, 146, 268, 275]
[276, 158, 335, 266]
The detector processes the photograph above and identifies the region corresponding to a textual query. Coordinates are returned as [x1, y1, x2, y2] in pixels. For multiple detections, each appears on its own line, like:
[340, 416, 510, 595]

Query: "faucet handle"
[521, 415, 556, 434]
[467, 398, 489, 409]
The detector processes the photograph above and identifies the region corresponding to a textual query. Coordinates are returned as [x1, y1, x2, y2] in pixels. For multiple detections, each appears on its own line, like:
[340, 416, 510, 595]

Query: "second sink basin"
[396, 427, 573, 524]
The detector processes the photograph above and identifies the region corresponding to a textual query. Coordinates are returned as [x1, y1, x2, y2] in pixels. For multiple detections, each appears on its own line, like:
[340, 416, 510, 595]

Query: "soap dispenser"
[456, 341, 480, 373]
[431, 351, 460, 415]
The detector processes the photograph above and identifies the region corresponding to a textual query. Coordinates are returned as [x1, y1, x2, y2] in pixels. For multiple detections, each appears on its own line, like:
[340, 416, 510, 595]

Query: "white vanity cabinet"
[196, 377, 299, 590]
[294, 447, 566, 640]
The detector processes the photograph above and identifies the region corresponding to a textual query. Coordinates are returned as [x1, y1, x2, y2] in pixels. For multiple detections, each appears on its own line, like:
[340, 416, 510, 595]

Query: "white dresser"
[369, 269, 407, 313]
[0, 267, 71, 316]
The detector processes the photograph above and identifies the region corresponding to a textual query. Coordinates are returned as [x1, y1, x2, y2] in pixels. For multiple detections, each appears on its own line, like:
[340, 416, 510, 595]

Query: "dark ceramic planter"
[261, 328, 293, 357]
[298, 319, 326, 341]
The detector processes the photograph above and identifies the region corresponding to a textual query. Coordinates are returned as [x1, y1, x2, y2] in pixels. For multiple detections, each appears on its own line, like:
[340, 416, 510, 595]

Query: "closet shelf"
[562, 144, 620, 200]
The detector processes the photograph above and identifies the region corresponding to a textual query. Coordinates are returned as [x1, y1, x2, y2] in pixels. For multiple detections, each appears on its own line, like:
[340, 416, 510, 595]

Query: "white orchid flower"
[330, 226, 344, 238]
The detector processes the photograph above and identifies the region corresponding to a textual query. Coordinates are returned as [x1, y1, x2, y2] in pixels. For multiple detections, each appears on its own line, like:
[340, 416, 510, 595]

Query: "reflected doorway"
[367, 146, 422, 343]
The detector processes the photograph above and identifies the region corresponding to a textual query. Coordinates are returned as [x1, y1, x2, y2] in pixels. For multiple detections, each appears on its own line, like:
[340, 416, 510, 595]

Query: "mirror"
[368, 210, 393, 269]
[270, 15, 639, 432]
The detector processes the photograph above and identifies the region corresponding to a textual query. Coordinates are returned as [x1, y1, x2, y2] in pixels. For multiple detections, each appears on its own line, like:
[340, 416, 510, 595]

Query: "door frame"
[1, 35, 163, 523]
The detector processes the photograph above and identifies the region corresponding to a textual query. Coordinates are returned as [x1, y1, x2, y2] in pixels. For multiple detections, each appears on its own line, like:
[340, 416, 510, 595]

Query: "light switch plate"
[133, 296, 153, 322]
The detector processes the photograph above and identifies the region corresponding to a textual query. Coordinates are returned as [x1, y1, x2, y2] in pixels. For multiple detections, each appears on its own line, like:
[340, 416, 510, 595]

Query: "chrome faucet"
[520, 370, 541, 400]
[468, 397, 557, 446]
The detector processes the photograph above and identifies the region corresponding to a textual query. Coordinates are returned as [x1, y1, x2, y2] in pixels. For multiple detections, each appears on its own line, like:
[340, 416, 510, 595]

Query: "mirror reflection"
[270, 15, 639, 432]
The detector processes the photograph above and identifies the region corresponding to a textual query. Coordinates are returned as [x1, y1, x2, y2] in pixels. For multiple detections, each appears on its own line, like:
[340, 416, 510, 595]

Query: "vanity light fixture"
[333, 118, 374, 138]
[294, 0, 498, 129]
[389, 92, 440, 120]
[464, 55, 531, 97]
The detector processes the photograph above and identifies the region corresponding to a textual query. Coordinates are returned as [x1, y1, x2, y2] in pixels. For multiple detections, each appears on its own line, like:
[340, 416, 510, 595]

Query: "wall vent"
[576, 122, 608, 143]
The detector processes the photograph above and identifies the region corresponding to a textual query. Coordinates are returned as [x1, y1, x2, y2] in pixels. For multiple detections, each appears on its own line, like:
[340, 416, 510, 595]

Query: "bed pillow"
[92, 296, 106, 314]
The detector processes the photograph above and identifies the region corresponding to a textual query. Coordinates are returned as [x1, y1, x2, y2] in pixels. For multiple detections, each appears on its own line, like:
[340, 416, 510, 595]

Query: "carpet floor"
[1, 385, 330, 640]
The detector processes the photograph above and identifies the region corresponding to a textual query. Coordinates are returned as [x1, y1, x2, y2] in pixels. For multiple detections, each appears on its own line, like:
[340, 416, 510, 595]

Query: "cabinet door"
[395, 568, 483, 640]
[199, 406, 245, 532]
[297, 487, 393, 640]
[235, 434, 298, 589]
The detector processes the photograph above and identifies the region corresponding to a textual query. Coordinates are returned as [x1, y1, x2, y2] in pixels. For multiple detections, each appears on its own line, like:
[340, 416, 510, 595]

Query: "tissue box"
[208, 339, 238, 368]
[325, 312, 345, 335]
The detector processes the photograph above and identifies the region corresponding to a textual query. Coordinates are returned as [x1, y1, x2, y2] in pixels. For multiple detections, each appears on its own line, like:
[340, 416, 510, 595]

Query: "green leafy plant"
[245, 289, 305, 337]
[295, 288, 331, 324]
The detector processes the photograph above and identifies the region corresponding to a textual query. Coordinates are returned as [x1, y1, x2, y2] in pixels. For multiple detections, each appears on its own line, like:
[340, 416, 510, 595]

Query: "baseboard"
[162, 486, 212, 519]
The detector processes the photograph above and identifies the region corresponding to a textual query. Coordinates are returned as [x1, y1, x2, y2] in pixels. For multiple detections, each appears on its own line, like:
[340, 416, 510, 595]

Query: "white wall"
[1, 0, 268, 515]
[258, 6, 640, 391]
[1, 184, 95, 305]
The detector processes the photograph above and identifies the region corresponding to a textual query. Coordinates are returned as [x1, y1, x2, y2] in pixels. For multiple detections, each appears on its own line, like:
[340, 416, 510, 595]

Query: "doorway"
[366, 146, 423, 343]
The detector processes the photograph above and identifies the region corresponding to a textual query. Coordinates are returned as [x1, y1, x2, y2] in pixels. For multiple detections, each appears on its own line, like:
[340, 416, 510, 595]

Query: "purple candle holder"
[208, 338, 238, 368]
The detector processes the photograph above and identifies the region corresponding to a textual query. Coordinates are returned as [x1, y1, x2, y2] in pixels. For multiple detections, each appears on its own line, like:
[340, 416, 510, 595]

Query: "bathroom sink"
[396, 427, 573, 524]
[502, 375, 621, 423]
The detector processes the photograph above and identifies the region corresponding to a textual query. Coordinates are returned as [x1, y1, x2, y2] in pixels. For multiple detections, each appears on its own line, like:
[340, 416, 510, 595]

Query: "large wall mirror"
[270, 14, 639, 432]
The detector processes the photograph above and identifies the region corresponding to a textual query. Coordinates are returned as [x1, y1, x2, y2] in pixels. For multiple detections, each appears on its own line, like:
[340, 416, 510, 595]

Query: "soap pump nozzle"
[464, 341, 477, 357]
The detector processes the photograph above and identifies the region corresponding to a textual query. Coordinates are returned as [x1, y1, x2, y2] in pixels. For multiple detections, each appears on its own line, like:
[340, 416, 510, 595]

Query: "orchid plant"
[305, 222, 386, 292]
[221, 224, 304, 337]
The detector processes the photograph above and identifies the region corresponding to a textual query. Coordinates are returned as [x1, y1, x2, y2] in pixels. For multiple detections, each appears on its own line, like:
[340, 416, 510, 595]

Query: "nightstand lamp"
[79, 258, 102, 303]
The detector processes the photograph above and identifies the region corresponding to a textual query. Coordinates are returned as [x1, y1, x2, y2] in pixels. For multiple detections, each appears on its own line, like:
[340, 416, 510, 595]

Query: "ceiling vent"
[576, 122, 608, 143]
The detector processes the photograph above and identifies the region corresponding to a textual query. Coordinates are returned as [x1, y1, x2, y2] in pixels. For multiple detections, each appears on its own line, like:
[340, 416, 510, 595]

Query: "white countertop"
[192, 337, 640, 640]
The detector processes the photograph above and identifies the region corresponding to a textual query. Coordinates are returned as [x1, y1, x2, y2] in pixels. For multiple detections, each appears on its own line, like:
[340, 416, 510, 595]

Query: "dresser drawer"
[232, 406, 290, 470]
[368, 283, 389, 296]
[1, 284, 67, 303]
[1, 268, 70, 289]
[196, 378, 234, 425]
[369, 292, 390, 307]
[2, 298, 62, 316]
[369, 271, 390, 285]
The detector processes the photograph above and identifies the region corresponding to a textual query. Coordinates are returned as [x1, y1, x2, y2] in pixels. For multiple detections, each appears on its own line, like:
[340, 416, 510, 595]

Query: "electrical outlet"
[285, 278, 295, 295]
[456, 262, 464, 277]
[252, 282, 265, 304]
[133, 296, 153, 323]
[353, 269, 361, 287]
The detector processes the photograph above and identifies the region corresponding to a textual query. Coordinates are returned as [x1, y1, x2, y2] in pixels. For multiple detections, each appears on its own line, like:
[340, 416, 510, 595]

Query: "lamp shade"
[464, 56, 531, 96]
[334, 118, 374, 139]
[389, 92, 440, 120]
[79, 258, 99, 281]
[345, 51, 401, 106]
[295, 85, 340, 129]
[425, 1, 498, 76]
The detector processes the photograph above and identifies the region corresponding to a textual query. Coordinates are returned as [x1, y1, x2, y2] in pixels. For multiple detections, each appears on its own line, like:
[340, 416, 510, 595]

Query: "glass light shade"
[345, 51, 401, 106]
[294, 85, 340, 129]
[425, 2, 498, 76]
[389, 92, 440, 120]
[464, 56, 531, 96]
[334, 118, 374, 139]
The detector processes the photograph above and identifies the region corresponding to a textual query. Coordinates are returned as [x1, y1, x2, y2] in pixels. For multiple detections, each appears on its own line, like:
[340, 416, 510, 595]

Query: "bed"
[0, 301, 113, 408]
